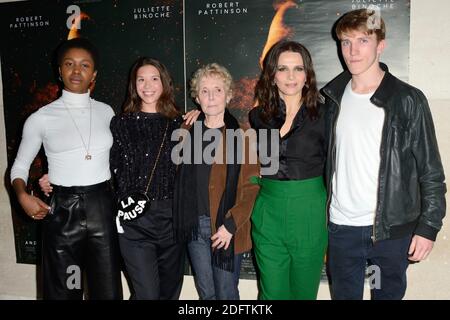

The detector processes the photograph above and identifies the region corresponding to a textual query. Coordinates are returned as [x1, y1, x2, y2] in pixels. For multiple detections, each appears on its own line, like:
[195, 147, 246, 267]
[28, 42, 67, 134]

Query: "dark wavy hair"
[123, 57, 180, 119]
[254, 40, 319, 123]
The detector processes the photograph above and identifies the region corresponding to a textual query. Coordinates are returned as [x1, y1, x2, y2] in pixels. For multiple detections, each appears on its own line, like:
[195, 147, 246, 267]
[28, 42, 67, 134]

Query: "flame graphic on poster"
[232, 1, 298, 121]
[259, 0, 298, 67]
[67, 12, 91, 40]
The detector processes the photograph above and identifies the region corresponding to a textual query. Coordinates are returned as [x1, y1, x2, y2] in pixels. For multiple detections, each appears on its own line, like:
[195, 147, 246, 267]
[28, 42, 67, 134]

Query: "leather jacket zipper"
[325, 92, 342, 215]
[372, 104, 389, 243]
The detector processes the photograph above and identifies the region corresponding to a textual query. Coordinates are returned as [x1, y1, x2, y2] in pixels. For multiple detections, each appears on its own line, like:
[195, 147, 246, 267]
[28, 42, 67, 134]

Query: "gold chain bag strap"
[117, 121, 169, 224]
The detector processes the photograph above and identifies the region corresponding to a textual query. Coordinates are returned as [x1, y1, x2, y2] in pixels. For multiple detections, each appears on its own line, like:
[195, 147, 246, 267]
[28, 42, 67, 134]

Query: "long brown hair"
[254, 40, 319, 123]
[123, 57, 180, 119]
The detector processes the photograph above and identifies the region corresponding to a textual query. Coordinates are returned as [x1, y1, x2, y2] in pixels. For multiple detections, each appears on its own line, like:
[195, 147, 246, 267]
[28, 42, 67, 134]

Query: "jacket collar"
[321, 62, 397, 109]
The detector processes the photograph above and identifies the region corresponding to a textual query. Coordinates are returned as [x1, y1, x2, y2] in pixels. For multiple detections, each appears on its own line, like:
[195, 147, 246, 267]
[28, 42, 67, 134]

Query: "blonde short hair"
[190, 63, 233, 99]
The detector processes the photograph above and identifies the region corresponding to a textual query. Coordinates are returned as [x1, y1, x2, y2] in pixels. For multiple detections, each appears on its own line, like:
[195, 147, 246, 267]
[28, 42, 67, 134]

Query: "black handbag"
[116, 121, 169, 225]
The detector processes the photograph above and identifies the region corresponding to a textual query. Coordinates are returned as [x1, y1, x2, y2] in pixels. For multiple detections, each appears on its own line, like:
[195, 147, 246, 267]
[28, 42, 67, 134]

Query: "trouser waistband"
[253, 176, 325, 197]
[52, 180, 110, 194]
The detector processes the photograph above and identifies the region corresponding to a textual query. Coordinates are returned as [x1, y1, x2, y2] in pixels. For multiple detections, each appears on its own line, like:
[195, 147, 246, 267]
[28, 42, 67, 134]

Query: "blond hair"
[190, 63, 233, 99]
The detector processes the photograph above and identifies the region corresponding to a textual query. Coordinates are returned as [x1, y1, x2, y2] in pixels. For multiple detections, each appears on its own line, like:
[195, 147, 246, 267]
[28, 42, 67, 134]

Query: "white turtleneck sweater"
[11, 90, 115, 187]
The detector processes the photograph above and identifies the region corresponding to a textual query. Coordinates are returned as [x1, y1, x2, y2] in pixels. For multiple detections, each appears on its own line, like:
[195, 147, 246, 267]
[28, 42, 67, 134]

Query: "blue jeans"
[327, 222, 411, 300]
[187, 215, 243, 300]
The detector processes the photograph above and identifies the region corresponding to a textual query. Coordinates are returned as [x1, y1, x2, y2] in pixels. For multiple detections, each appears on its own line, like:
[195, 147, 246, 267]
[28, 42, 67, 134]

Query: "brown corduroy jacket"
[207, 125, 260, 254]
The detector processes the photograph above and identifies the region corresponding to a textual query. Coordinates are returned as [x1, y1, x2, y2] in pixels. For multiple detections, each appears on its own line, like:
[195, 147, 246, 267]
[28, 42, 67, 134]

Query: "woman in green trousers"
[249, 40, 328, 300]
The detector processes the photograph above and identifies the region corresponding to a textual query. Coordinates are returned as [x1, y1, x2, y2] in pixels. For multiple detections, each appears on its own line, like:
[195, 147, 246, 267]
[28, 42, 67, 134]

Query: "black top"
[110, 111, 182, 200]
[195, 122, 222, 217]
[248, 100, 326, 180]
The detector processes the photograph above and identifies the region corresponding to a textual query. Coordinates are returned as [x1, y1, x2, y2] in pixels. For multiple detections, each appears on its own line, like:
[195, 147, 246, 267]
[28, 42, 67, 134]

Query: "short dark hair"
[56, 38, 99, 70]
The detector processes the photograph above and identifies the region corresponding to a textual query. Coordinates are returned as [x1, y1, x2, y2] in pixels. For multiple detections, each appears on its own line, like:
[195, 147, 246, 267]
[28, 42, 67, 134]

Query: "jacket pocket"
[390, 119, 411, 150]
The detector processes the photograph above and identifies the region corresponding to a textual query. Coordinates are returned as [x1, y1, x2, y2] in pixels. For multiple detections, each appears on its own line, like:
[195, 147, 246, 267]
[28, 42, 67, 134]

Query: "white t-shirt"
[329, 81, 385, 226]
[11, 90, 114, 187]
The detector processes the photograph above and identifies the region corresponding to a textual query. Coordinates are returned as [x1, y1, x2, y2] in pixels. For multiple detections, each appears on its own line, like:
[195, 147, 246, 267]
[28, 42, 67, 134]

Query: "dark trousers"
[327, 222, 411, 300]
[119, 199, 185, 300]
[42, 181, 123, 300]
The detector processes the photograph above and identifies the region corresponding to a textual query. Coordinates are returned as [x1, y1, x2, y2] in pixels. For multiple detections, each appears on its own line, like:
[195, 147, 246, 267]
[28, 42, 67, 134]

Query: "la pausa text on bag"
[118, 196, 148, 222]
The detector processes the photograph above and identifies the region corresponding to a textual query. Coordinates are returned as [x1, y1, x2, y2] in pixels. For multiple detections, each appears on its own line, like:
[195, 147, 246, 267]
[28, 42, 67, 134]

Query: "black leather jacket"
[321, 63, 446, 242]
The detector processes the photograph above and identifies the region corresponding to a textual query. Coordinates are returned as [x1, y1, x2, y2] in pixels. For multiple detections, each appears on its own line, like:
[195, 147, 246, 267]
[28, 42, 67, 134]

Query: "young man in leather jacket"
[321, 9, 446, 300]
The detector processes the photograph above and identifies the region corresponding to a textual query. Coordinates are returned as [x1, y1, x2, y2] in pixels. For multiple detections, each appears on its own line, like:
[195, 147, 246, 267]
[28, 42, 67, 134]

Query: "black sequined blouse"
[110, 111, 182, 200]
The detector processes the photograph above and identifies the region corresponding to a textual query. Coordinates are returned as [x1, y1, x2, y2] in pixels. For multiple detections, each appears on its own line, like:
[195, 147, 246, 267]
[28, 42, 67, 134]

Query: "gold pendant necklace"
[62, 97, 92, 160]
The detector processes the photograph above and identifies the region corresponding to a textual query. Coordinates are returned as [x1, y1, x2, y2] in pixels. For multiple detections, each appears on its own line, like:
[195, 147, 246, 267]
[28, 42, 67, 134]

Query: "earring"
[59, 75, 62, 81]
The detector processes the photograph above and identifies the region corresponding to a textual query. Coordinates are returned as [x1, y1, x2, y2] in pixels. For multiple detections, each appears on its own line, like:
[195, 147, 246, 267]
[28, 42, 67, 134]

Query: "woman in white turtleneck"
[10, 38, 122, 300]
